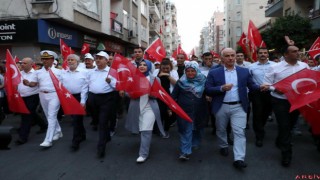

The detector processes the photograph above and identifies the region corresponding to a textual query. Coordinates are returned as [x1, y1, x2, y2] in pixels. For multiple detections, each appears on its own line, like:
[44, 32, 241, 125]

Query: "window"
[236, 12, 241, 20]
[141, 26, 147, 41]
[74, 0, 100, 20]
[123, 10, 128, 29]
[236, 27, 241, 37]
[235, 0, 241, 4]
[141, 1, 147, 16]
[132, 17, 138, 36]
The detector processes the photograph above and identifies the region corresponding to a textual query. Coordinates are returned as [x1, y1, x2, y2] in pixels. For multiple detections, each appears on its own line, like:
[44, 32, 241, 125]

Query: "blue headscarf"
[139, 59, 152, 76]
[178, 61, 206, 98]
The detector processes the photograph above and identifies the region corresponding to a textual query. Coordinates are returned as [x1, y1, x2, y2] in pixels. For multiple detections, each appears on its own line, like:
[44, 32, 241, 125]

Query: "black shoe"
[233, 160, 247, 169]
[281, 158, 291, 167]
[227, 138, 234, 146]
[80, 135, 86, 142]
[281, 155, 291, 167]
[15, 139, 27, 145]
[92, 125, 98, 131]
[71, 142, 80, 151]
[255, 139, 263, 147]
[220, 147, 229, 157]
[97, 148, 105, 158]
[36, 128, 47, 134]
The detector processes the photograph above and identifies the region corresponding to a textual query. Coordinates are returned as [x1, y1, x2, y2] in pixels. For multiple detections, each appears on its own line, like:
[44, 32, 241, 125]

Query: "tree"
[261, 14, 318, 54]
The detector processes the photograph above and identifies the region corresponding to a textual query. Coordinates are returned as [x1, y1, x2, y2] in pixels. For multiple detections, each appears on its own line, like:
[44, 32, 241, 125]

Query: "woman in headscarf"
[171, 61, 207, 161]
[122, 60, 165, 163]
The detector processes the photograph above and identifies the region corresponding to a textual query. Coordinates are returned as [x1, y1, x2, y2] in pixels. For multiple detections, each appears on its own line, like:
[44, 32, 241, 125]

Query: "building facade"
[163, 2, 180, 57]
[0, 0, 178, 61]
[223, 0, 269, 49]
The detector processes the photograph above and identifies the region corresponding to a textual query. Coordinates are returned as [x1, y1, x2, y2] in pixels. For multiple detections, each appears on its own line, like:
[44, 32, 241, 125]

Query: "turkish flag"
[210, 50, 220, 58]
[60, 39, 73, 70]
[145, 38, 166, 62]
[150, 80, 192, 122]
[4, 50, 30, 114]
[172, 44, 189, 60]
[109, 54, 150, 98]
[308, 37, 320, 60]
[143, 52, 157, 62]
[247, 20, 265, 48]
[189, 48, 195, 57]
[273, 68, 320, 112]
[48, 69, 86, 115]
[237, 32, 247, 54]
[81, 43, 90, 55]
[299, 101, 320, 135]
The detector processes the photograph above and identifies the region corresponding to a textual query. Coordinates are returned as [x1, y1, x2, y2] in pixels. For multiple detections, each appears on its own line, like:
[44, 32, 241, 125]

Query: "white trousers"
[39, 92, 61, 143]
[215, 104, 247, 161]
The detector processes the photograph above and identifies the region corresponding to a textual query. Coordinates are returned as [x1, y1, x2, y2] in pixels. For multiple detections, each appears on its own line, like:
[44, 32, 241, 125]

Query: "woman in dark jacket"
[171, 61, 207, 161]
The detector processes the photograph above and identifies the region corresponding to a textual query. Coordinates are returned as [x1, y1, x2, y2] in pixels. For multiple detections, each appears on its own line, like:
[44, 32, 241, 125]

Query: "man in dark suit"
[205, 48, 261, 169]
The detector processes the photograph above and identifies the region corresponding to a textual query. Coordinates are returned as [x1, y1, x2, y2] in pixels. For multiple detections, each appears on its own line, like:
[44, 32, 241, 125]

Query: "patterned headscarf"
[178, 61, 206, 98]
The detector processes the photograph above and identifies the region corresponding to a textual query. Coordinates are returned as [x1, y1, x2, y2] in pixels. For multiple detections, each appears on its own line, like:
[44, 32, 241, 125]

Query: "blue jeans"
[177, 118, 203, 155]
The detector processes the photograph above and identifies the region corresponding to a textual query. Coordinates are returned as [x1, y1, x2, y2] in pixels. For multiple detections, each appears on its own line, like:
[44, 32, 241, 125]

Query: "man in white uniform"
[23, 50, 62, 147]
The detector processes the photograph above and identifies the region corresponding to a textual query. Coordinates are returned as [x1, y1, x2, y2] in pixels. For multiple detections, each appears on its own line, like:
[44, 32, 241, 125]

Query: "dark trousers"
[272, 97, 300, 159]
[88, 92, 115, 150]
[109, 92, 120, 132]
[252, 91, 273, 140]
[71, 94, 86, 143]
[20, 94, 47, 141]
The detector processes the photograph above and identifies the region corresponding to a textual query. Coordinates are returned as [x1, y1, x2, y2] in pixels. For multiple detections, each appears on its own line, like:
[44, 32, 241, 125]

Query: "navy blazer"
[205, 66, 259, 114]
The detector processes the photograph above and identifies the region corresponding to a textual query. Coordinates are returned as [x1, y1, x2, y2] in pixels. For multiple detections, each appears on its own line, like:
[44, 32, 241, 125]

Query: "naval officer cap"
[40, 50, 58, 60]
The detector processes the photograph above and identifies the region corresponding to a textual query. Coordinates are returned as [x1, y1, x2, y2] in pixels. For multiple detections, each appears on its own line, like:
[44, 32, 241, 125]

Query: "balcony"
[149, 4, 160, 20]
[149, 22, 160, 36]
[265, 0, 283, 17]
[310, 9, 320, 29]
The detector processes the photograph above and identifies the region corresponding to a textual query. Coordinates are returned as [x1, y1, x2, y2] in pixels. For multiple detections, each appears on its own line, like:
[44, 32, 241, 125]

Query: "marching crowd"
[0, 42, 320, 170]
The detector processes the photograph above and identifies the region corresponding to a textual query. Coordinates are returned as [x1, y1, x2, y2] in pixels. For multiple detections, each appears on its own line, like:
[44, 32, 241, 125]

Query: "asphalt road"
[0, 113, 319, 180]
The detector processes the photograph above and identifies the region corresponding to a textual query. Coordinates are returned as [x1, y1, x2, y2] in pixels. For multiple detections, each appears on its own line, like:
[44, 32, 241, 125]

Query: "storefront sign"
[0, 20, 37, 43]
[38, 20, 81, 48]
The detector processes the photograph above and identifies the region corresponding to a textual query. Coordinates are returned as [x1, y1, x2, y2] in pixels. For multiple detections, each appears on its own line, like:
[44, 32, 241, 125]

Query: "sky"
[169, 0, 224, 53]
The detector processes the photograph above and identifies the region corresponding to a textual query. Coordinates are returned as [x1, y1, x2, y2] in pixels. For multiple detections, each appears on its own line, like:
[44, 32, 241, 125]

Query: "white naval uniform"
[32, 67, 62, 143]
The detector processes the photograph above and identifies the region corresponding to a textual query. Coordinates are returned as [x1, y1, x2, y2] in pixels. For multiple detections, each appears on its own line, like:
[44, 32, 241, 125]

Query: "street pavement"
[0, 113, 319, 180]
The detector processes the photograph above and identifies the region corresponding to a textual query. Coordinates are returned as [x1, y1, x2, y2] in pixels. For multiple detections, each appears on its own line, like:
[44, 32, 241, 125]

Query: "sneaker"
[53, 132, 63, 141]
[40, 141, 52, 147]
[162, 132, 170, 139]
[136, 156, 147, 163]
[178, 154, 190, 161]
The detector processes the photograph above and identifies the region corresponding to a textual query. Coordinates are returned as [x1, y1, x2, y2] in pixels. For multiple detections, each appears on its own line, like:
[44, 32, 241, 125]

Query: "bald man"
[206, 48, 261, 169]
[16, 57, 47, 145]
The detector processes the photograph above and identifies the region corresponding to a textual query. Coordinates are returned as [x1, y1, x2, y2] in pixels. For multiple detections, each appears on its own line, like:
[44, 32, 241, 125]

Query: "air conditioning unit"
[128, 30, 136, 38]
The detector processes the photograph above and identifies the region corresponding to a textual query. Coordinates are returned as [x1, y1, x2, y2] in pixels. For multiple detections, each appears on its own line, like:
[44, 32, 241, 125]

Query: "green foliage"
[261, 14, 316, 54]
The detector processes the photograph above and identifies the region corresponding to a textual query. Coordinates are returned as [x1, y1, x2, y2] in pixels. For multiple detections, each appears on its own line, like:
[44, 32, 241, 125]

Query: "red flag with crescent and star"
[48, 69, 86, 115]
[172, 44, 189, 60]
[308, 37, 320, 60]
[4, 49, 30, 114]
[145, 38, 166, 62]
[81, 43, 90, 55]
[237, 32, 247, 54]
[60, 39, 73, 70]
[150, 80, 192, 122]
[273, 68, 320, 112]
[299, 100, 320, 135]
[109, 54, 150, 98]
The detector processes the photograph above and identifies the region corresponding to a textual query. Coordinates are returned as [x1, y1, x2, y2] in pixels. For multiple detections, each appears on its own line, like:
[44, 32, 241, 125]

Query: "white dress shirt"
[236, 61, 252, 68]
[264, 60, 309, 99]
[88, 66, 116, 94]
[18, 69, 39, 97]
[249, 60, 276, 85]
[223, 66, 240, 102]
[61, 67, 89, 104]
[31, 67, 62, 92]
